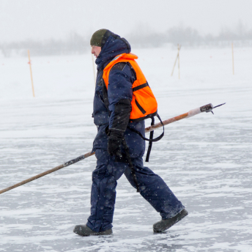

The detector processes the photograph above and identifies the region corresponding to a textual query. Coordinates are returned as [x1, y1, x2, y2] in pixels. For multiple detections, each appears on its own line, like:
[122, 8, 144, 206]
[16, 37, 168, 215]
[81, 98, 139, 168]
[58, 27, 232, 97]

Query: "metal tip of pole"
[200, 102, 225, 114]
[213, 103, 226, 109]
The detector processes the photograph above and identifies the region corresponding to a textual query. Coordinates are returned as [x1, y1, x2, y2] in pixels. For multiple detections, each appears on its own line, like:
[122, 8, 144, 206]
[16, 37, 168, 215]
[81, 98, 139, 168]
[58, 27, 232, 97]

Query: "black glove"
[107, 129, 124, 158]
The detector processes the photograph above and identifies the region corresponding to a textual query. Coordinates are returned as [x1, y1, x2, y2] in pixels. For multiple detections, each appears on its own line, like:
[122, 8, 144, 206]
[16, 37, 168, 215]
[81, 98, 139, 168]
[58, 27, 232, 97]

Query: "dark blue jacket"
[92, 34, 145, 158]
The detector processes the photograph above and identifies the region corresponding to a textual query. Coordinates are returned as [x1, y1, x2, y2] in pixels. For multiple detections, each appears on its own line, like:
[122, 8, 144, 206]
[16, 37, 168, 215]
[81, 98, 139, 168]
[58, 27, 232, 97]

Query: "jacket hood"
[95, 34, 131, 70]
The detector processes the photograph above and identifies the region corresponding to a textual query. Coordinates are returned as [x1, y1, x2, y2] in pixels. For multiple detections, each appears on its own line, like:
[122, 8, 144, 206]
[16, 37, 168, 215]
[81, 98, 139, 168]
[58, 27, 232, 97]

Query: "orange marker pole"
[171, 44, 181, 78]
[171, 52, 178, 76]
[28, 50, 35, 97]
[178, 44, 181, 79]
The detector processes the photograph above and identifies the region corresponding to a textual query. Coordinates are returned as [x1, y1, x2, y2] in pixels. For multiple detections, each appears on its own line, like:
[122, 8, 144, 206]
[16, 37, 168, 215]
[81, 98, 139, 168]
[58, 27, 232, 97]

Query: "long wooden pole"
[0, 103, 221, 195]
[28, 50, 35, 97]
[0, 152, 94, 195]
[145, 103, 213, 133]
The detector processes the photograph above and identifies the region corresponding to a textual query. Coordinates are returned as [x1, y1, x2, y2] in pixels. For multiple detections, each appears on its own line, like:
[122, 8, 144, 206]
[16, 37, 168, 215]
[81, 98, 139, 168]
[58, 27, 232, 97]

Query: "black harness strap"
[132, 83, 149, 92]
[129, 114, 164, 142]
[128, 114, 164, 162]
[145, 117, 155, 162]
[135, 99, 146, 114]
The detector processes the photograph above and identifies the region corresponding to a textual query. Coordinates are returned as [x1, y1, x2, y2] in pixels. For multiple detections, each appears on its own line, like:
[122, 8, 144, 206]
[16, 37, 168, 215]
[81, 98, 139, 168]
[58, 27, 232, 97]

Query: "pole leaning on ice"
[0, 103, 225, 195]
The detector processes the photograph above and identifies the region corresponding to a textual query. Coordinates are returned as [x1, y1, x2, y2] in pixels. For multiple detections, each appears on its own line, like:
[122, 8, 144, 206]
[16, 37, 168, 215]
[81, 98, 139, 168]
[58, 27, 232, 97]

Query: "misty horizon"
[1, 22, 252, 58]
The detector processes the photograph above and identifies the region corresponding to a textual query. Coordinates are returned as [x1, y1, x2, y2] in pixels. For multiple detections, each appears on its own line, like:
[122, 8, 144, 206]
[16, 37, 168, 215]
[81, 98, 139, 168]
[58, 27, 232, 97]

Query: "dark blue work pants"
[86, 149, 184, 232]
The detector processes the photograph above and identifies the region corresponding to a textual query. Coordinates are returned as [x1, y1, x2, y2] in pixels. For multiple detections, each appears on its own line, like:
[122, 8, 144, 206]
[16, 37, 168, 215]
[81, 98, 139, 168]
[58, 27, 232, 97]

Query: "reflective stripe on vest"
[102, 53, 158, 121]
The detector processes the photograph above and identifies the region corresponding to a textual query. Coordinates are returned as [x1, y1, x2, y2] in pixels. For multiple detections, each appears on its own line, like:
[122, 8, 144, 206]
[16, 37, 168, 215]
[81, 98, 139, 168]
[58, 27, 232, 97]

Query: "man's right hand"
[107, 129, 124, 158]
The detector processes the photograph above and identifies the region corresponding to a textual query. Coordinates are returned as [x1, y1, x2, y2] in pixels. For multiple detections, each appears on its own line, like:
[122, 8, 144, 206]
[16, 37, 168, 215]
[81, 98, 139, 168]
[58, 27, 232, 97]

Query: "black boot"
[73, 225, 112, 236]
[153, 209, 188, 233]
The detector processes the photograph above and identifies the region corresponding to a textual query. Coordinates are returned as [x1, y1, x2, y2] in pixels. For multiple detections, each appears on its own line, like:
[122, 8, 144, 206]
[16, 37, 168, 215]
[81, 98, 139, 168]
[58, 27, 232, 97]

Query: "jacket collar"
[95, 35, 131, 71]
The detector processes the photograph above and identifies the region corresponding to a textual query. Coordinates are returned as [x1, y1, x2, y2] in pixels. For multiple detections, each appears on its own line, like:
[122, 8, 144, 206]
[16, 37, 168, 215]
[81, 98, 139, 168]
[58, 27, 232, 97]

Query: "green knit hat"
[90, 29, 108, 47]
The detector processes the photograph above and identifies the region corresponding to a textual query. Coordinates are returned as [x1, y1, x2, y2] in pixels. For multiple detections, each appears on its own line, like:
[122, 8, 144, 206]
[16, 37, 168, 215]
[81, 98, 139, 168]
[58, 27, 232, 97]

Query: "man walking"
[73, 29, 188, 236]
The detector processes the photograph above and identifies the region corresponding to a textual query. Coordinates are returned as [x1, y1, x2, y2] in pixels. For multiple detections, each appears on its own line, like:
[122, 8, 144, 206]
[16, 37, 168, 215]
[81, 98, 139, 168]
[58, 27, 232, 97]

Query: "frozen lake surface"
[0, 46, 252, 251]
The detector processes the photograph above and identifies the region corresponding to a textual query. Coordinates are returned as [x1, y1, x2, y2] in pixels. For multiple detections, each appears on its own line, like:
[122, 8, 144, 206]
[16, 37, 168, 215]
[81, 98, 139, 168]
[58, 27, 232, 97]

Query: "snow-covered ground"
[0, 45, 252, 252]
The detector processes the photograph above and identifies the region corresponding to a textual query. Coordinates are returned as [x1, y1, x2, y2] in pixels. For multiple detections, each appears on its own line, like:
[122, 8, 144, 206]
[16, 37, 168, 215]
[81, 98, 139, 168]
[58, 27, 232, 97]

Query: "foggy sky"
[1, 0, 252, 43]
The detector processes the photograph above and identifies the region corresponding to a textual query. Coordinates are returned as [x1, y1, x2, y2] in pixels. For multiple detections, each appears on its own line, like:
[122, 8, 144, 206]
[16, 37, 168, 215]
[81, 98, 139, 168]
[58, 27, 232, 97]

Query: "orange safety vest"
[102, 53, 158, 121]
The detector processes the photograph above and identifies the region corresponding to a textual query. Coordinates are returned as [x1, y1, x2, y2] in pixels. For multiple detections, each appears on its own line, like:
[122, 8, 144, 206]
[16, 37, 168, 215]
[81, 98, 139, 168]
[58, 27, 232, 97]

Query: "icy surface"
[0, 46, 252, 251]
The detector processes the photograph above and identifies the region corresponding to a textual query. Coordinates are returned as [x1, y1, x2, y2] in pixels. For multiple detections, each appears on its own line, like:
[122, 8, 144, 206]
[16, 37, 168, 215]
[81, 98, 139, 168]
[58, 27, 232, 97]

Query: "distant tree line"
[1, 22, 252, 57]
[127, 22, 252, 48]
[0, 32, 88, 57]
